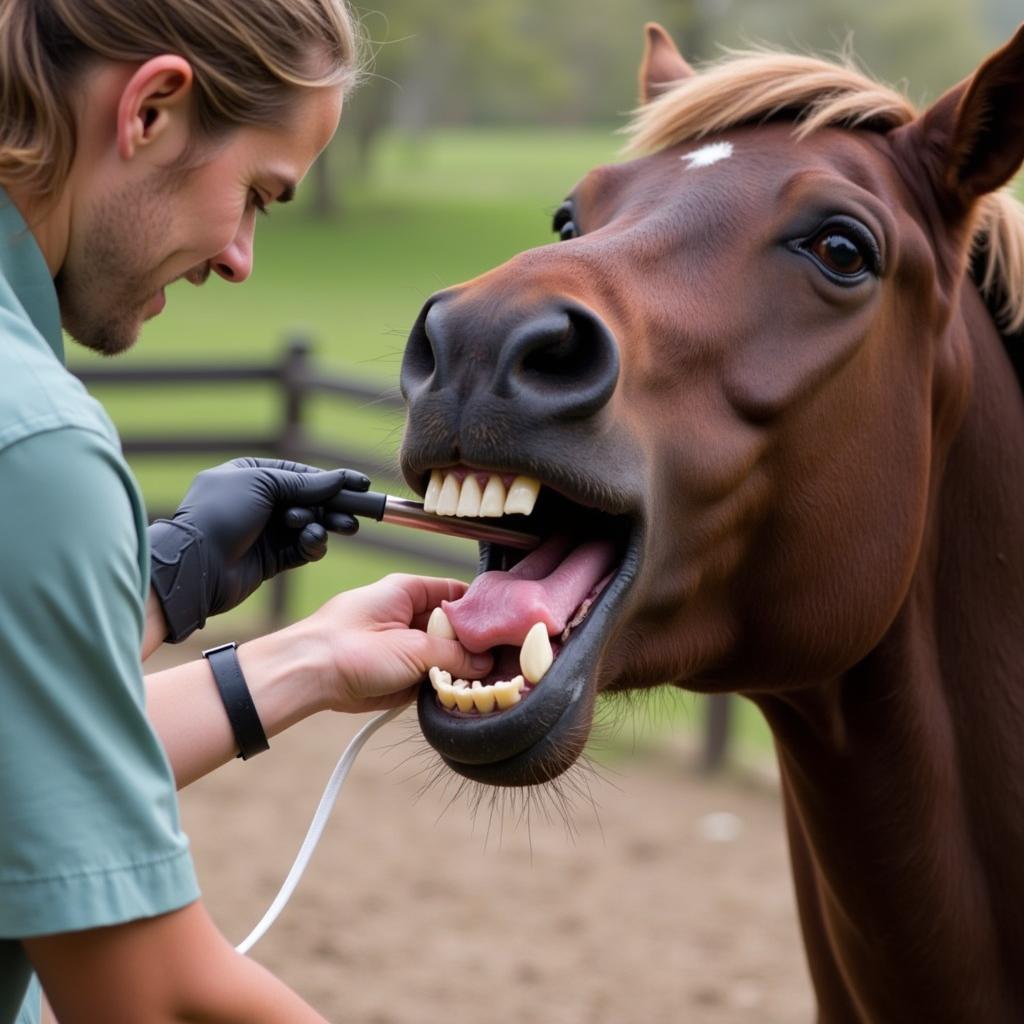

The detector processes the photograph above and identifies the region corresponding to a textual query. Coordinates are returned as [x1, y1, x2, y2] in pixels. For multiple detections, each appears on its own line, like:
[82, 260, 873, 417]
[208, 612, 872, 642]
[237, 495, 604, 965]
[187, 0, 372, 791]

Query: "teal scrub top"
[0, 192, 200, 1023]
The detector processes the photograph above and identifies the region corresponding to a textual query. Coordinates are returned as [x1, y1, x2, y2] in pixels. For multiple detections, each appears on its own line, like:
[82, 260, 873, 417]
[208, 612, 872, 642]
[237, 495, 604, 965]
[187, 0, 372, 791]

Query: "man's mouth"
[415, 466, 641, 784]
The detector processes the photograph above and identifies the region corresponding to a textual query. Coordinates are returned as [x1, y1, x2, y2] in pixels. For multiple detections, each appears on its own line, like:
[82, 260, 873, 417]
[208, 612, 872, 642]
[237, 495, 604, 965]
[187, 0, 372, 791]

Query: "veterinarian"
[0, 2, 492, 1021]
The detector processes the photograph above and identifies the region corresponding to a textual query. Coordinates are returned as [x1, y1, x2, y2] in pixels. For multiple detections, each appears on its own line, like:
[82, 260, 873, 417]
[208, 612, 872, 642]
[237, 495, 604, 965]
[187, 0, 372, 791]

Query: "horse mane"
[623, 50, 1024, 338]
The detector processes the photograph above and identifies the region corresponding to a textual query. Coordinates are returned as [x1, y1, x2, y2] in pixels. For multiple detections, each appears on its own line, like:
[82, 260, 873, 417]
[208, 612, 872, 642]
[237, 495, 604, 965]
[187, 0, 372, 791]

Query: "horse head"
[399, 24, 1024, 789]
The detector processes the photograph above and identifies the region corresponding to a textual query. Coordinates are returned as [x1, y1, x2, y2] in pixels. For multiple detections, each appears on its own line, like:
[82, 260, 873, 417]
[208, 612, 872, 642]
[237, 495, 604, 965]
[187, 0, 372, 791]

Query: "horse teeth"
[428, 663, 452, 688]
[429, 671, 529, 714]
[494, 677, 524, 709]
[436, 679, 457, 708]
[425, 471, 541, 519]
[456, 474, 483, 517]
[436, 473, 460, 516]
[504, 475, 541, 516]
[423, 470, 443, 514]
[453, 683, 476, 712]
[471, 681, 496, 713]
[520, 622, 553, 683]
[479, 475, 507, 517]
[426, 607, 457, 639]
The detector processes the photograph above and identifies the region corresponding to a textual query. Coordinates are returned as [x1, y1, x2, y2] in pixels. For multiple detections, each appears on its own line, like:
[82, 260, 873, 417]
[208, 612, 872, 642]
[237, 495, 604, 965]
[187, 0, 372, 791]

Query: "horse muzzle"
[399, 287, 645, 786]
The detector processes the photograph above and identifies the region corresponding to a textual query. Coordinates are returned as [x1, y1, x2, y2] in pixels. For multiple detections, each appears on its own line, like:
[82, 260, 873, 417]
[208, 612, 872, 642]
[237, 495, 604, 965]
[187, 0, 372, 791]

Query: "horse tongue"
[442, 534, 617, 654]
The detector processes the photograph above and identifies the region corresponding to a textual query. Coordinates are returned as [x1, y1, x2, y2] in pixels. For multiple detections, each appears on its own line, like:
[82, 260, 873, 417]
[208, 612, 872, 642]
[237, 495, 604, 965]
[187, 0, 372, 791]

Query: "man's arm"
[26, 901, 327, 1023]
[146, 574, 491, 788]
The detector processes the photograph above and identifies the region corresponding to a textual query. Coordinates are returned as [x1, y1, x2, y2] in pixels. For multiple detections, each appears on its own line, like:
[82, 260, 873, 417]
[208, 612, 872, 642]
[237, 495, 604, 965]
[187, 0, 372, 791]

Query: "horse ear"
[639, 23, 695, 104]
[909, 23, 1024, 210]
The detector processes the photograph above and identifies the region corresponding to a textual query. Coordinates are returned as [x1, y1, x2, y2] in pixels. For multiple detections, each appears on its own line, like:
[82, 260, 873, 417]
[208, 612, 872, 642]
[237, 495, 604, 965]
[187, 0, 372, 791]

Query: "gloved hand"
[150, 457, 369, 643]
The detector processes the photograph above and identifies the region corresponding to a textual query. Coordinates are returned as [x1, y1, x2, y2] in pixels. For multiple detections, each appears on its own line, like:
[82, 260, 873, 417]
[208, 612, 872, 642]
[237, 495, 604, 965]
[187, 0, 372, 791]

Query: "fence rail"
[75, 338, 734, 771]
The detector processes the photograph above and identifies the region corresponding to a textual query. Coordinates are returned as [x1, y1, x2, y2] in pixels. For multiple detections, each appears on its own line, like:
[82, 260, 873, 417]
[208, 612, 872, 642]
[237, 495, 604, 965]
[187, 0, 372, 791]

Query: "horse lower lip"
[417, 523, 641, 783]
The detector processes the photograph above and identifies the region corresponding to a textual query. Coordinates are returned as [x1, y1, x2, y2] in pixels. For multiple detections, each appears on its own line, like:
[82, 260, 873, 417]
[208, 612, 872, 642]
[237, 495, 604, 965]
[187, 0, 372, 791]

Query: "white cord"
[235, 703, 406, 955]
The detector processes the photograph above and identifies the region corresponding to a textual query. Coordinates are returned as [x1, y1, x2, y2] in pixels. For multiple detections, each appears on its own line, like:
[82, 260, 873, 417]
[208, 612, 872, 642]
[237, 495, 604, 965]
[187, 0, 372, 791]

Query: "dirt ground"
[164, 645, 814, 1024]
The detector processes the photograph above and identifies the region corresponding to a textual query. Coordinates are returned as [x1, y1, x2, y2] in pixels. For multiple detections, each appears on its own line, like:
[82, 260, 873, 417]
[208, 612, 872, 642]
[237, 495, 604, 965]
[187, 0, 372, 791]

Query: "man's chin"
[63, 315, 144, 358]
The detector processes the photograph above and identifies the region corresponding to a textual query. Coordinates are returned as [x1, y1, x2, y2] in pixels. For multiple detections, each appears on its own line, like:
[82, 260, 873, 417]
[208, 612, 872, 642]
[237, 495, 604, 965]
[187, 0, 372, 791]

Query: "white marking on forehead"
[680, 141, 734, 169]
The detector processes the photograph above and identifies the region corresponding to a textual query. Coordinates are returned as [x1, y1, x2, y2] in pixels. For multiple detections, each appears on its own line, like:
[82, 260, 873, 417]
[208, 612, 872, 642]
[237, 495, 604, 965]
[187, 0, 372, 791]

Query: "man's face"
[59, 83, 342, 356]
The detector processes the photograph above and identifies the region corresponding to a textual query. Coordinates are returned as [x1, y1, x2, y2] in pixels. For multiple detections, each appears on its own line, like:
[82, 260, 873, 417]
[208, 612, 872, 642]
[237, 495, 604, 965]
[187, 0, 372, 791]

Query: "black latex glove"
[149, 457, 370, 643]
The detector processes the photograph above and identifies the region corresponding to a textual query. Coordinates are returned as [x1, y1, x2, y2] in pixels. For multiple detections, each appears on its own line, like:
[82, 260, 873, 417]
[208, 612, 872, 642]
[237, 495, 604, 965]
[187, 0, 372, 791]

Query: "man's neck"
[6, 183, 71, 277]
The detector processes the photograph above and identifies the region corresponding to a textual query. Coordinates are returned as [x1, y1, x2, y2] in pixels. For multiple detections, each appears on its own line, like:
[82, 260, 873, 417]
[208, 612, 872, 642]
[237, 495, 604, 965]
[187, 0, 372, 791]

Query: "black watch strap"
[202, 642, 269, 760]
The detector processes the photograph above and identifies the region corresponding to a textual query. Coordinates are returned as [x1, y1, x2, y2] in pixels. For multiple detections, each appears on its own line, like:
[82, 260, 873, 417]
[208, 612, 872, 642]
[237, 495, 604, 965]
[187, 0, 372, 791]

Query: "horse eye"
[810, 230, 865, 276]
[795, 218, 880, 284]
[552, 202, 577, 241]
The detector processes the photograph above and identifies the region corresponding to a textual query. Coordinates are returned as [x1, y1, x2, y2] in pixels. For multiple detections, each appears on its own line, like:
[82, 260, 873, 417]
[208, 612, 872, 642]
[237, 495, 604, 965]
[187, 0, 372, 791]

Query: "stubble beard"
[57, 175, 175, 357]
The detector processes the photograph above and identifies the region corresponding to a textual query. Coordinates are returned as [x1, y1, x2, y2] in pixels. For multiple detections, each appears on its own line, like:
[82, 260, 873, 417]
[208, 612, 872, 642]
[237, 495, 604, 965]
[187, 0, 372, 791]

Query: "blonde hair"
[0, 0, 362, 201]
[624, 50, 1024, 334]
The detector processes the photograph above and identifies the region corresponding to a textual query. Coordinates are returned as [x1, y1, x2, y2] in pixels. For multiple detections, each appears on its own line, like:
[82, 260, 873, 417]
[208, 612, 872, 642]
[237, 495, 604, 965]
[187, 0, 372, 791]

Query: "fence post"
[268, 336, 313, 628]
[280, 336, 312, 456]
[700, 693, 733, 773]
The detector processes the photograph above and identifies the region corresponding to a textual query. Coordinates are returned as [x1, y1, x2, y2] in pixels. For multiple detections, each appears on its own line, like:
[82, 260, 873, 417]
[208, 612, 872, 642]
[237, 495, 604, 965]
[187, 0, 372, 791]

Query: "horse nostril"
[494, 306, 620, 420]
[400, 298, 440, 400]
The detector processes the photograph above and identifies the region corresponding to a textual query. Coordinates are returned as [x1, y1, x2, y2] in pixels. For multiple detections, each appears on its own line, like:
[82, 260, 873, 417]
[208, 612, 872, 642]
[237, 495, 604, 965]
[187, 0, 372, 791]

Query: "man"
[0, 2, 491, 1021]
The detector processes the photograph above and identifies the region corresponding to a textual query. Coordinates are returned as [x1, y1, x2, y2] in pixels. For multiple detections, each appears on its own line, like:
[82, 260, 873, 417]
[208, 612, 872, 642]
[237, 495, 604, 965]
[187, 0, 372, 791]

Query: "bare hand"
[303, 574, 492, 714]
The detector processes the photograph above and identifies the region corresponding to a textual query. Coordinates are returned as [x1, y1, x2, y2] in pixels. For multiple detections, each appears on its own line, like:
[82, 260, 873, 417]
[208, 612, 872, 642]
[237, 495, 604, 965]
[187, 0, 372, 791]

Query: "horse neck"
[755, 286, 1024, 1017]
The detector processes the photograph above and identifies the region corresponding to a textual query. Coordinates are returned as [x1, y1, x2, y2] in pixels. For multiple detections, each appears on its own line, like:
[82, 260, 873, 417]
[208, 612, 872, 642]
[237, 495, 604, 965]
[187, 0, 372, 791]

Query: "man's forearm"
[145, 622, 329, 788]
[28, 901, 328, 1023]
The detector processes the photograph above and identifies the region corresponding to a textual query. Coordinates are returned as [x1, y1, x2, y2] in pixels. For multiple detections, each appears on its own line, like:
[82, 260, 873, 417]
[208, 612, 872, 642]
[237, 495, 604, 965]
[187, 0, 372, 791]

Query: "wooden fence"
[75, 338, 733, 771]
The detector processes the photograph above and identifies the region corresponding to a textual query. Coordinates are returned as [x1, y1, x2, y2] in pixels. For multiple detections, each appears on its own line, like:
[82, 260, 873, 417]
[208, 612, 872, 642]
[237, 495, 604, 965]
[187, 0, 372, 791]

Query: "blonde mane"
[624, 51, 1024, 334]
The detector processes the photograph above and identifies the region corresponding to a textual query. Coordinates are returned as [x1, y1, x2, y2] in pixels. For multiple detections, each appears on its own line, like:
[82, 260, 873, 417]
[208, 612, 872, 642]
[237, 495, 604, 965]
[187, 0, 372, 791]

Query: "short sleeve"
[0, 427, 199, 938]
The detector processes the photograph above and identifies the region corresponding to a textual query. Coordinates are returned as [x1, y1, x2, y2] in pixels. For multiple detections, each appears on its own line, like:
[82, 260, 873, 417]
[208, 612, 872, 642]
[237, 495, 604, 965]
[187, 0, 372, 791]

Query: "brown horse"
[399, 23, 1024, 1022]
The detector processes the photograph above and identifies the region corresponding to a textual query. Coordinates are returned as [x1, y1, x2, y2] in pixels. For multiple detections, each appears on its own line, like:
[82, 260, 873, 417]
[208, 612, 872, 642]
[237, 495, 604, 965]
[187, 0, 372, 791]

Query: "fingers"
[278, 524, 329, 571]
[298, 523, 329, 561]
[284, 507, 315, 529]
[417, 635, 493, 681]
[323, 511, 359, 535]
[379, 574, 472, 620]
[284, 507, 359, 536]
[237, 457, 371, 490]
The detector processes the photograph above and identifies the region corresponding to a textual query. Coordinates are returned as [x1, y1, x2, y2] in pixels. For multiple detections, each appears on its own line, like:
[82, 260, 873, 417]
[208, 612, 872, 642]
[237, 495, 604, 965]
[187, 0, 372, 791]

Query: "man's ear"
[639, 23, 696, 105]
[116, 56, 194, 161]
[897, 23, 1024, 213]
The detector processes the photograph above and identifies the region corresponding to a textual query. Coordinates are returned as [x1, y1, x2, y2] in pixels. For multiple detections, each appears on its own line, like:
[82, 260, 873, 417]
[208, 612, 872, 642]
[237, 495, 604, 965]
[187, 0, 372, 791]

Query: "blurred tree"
[660, 0, 994, 102]
[311, 0, 998, 216]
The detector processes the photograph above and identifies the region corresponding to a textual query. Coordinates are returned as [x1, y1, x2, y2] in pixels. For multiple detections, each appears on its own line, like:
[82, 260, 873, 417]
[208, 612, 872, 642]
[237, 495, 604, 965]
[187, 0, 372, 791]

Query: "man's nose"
[211, 218, 255, 283]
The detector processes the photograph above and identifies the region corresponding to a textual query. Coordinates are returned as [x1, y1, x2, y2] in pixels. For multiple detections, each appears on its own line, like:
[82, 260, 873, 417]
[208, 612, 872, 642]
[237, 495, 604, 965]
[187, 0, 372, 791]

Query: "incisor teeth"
[453, 682, 476, 712]
[436, 473, 460, 517]
[426, 607, 457, 639]
[456, 474, 483, 517]
[494, 677, 524, 709]
[423, 470, 443, 514]
[424, 471, 542, 519]
[471, 680, 496, 713]
[436, 680, 457, 708]
[428, 666, 452, 690]
[504, 475, 541, 516]
[520, 622, 553, 684]
[479, 475, 507, 517]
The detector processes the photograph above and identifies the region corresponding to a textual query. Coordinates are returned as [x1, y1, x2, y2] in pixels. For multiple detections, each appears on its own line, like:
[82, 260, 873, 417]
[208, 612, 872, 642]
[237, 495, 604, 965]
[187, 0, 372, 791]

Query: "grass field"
[69, 126, 777, 764]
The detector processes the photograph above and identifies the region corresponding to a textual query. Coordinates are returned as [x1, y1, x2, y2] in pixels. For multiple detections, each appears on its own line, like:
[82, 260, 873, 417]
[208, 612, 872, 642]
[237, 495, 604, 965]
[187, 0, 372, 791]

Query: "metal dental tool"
[326, 488, 542, 550]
